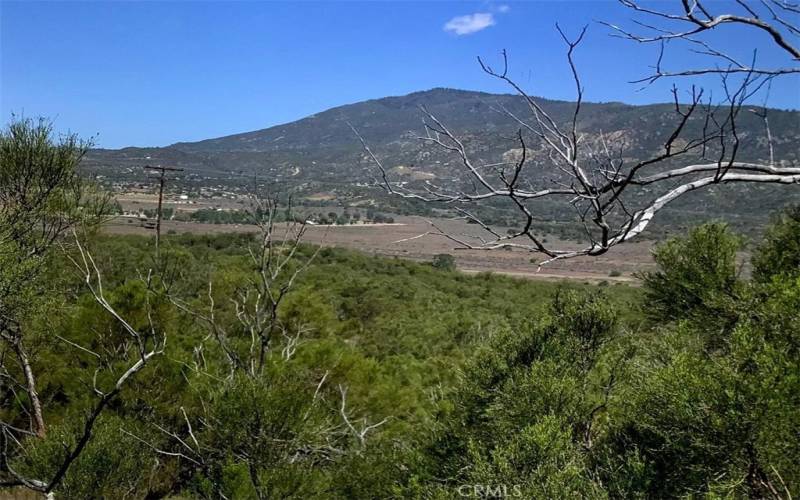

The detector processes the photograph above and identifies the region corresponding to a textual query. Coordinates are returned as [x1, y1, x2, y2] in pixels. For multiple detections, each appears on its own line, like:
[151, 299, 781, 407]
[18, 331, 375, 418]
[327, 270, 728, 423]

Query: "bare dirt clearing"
[105, 216, 655, 283]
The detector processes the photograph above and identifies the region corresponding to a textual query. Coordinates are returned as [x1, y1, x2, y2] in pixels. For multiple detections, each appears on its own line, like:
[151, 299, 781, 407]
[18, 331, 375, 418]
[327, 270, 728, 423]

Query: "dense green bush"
[432, 253, 456, 271]
[404, 212, 799, 499]
[1, 207, 798, 498]
[752, 204, 800, 282]
[639, 223, 742, 329]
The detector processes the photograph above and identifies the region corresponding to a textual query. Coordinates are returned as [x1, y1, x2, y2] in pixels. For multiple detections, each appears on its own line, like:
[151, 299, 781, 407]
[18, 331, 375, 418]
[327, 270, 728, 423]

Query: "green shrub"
[432, 253, 456, 272]
[752, 204, 800, 282]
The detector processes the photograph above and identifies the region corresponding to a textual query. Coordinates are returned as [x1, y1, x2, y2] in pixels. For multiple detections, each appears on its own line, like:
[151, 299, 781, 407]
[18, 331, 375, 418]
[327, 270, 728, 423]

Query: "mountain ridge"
[85, 87, 799, 186]
[165, 87, 660, 154]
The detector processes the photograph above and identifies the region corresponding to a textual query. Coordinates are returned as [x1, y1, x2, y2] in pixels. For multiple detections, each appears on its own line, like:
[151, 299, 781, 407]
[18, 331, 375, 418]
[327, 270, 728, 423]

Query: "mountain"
[84, 88, 799, 237]
[85, 87, 800, 183]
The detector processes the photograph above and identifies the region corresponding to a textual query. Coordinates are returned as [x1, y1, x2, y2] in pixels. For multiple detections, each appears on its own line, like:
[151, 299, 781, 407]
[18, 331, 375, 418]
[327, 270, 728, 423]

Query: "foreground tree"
[0, 118, 95, 438]
[0, 118, 165, 495]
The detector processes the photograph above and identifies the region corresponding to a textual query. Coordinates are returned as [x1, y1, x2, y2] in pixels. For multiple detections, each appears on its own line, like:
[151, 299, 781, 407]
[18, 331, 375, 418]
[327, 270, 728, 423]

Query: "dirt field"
[104, 216, 656, 283]
[115, 193, 247, 212]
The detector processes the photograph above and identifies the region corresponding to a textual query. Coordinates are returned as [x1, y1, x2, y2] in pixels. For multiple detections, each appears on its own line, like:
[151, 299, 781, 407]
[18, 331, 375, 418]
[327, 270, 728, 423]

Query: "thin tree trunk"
[12, 339, 45, 438]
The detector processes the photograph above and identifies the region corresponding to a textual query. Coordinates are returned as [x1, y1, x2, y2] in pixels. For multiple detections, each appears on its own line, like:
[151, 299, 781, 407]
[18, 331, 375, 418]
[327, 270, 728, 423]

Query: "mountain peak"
[88, 88, 799, 184]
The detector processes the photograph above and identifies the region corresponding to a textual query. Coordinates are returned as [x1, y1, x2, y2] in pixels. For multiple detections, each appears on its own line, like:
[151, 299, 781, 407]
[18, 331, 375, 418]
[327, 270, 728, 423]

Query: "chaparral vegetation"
[1, 1, 799, 498]
[0, 116, 797, 499]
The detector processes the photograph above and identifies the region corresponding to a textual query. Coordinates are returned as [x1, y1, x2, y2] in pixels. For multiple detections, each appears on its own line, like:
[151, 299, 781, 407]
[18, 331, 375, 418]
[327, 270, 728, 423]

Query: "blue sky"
[2, 1, 798, 148]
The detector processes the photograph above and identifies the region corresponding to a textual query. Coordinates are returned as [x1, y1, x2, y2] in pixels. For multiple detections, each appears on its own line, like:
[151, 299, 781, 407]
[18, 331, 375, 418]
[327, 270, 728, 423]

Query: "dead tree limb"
[0, 232, 166, 494]
[604, 0, 800, 82]
[355, 23, 798, 266]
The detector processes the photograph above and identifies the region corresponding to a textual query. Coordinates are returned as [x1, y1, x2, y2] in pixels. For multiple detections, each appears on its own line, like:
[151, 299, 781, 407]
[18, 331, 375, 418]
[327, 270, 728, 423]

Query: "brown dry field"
[105, 215, 655, 283]
[116, 193, 247, 212]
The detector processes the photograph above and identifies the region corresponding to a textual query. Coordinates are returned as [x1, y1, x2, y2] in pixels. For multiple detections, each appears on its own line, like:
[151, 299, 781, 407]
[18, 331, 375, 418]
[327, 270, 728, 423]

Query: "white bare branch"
[353, 20, 798, 266]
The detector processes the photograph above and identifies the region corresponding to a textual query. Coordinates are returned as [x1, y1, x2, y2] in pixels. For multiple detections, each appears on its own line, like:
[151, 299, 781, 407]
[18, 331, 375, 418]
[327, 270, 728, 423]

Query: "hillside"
[84, 88, 800, 236]
[85, 87, 800, 179]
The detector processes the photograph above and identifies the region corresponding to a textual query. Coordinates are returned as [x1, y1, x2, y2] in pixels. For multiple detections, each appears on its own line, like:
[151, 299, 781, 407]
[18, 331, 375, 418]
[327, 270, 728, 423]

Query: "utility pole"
[145, 165, 184, 259]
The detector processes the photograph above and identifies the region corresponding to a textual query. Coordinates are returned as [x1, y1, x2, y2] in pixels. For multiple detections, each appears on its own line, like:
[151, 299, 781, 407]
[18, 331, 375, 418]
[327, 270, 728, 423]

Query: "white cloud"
[497, 4, 510, 13]
[443, 12, 496, 35]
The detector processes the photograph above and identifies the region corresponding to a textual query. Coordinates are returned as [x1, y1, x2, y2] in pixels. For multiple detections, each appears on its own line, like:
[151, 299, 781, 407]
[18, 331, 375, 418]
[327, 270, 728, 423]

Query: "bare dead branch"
[353, 22, 798, 267]
[605, 0, 800, 82]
